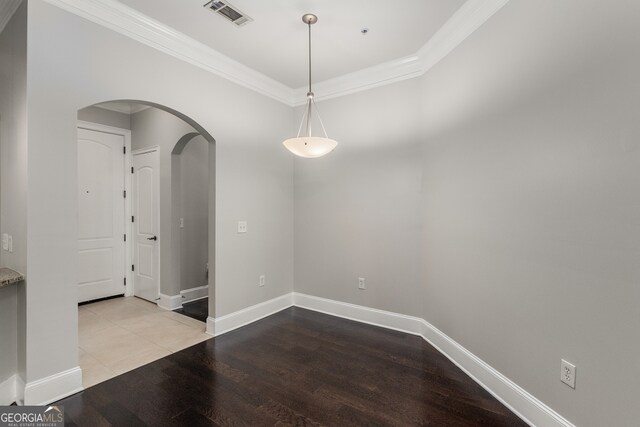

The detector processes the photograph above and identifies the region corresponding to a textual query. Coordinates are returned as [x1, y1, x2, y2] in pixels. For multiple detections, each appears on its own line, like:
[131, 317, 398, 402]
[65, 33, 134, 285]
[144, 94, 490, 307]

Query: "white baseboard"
[158, 293, 182, 310]
[23, 367, 83, 406]
[179, 290, 574, 426]
[180, 285, 208, 304]
[15, 375, 24, 405]
[14, 375, 24, 405]
[293, 292, 424, 335]
[419, 319, 573, 427]
[206, 316, 215, 336]
[206, 293, 293, 336]
[0, 374, 25, 405]
[292, 292, 574, 427]
[0, 375, 16, 405]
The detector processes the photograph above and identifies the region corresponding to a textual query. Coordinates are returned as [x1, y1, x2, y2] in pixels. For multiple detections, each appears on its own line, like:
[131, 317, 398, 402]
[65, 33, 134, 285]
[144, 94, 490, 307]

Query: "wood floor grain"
[174, 298, 208, 323]
[57, 307, 526, 426]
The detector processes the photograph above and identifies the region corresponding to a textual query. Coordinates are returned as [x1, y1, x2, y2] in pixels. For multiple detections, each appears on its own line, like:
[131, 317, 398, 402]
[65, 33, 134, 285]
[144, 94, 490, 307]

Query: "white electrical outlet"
[180, 218, 185, 228]
[259, 275, 265, 287]
[237, 221, 247, 233]
[8, 235, 13, 253]
[561, 359, 576, 389]
[358, 277, 366, 290]
[2, 234, 7, 251]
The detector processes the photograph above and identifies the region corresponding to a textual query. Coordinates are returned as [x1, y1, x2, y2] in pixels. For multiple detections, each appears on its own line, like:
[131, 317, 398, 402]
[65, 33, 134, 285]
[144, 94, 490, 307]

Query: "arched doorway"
[170, 132, 212, 322]
[75, 100, 215, 388]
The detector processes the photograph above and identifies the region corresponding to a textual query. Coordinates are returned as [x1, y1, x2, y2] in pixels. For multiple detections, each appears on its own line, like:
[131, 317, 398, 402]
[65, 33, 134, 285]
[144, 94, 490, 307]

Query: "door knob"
[147, 236, 158, 241]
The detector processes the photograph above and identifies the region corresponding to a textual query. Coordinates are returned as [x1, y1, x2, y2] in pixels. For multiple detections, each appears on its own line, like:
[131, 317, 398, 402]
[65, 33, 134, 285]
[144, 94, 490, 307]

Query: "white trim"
[417, 0, 510, 69]
[131, 145, 160, 156]
[41, 0, 509, 106]
[206, 317, 214, 336]
[180, 285, 208, 304]
[0, 0, 21, 35]
[419, 318, 575, 427]
[292, 0, 511, 105]
[94, 102, 151, 115]
[77, 121, 133, 298]
[14, 375, 24, 405]
[293, 54, 424, 106]
[206, 293, 293, 336]
[293, 292, 423, 335]
[292, 292, 575, 427]
[0, 375, 17, 405]
[77, 120, 131, 136]
[158, 293, 182, 311]
[0, 374, 24, 405]
[42, 0, 294, 105]
[23, 367, 83, 406]
[185, 291, 575, 425]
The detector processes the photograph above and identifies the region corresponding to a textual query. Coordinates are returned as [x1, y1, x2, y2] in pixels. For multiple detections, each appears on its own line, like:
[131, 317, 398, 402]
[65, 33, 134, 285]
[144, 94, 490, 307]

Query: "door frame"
[77, 120, 133, 297]
[131, 146, 161, 301]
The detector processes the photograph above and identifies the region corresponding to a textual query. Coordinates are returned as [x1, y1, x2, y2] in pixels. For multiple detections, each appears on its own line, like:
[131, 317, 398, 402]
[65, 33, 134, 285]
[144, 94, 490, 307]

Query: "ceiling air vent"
[203, 1, 253, 27]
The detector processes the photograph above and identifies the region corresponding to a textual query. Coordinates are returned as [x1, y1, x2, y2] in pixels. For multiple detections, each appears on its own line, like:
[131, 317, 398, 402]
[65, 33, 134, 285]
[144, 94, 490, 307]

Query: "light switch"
[2, 234, 8, 251]
[180, 218, 185, 228]
[237, 221, 247, 233]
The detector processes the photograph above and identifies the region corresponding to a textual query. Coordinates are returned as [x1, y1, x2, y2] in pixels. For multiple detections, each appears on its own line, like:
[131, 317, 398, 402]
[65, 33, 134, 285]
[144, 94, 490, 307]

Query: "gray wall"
[294, 78, 424, 317]
[0, 1, 27, 393]
[77, 105, 131, 130]
[418, 1, 640, 426]
[295, 1, 640, 426]
[178, 136, 209, 292]
[131, 107, 199, 299]
[22, 0, 294, 397]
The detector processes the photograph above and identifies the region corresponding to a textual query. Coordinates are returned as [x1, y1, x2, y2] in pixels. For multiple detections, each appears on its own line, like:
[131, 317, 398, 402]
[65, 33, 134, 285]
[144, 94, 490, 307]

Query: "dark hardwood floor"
[174, 298, 209, 323]
[57, 307, 526, 426]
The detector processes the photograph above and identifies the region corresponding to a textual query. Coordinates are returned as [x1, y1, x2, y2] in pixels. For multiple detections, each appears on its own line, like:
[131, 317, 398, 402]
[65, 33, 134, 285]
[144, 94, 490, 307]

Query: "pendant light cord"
[308, 21, 312, 95]
[305, 20, 313, 138]
[295, 15, 329, 140]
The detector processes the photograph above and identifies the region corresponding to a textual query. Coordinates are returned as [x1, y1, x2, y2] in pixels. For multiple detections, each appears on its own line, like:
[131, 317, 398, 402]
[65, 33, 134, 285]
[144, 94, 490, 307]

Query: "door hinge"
[131, 166, 134, 174]
[124, 234, 127, 242]
[124, 277, 127, 286]
[123, 190, 127, 198]
[131, 215, 135, 223]
[123, 146, 126, 154]
[131, 264, 135, 272]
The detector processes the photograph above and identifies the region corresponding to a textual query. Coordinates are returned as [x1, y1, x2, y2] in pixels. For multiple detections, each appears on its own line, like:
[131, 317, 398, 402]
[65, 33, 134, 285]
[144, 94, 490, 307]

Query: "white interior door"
[132, 149, 160, 302]
[77, 128, 126, 303]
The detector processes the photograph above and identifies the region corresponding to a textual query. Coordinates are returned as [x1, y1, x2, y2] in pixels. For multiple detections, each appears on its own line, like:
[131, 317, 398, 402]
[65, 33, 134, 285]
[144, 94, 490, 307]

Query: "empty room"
[0, 0, 638, 426]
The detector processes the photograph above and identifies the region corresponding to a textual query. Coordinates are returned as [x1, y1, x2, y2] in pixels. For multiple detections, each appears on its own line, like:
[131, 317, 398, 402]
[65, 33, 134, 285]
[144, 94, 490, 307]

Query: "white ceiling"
[114, 0, 466, 88]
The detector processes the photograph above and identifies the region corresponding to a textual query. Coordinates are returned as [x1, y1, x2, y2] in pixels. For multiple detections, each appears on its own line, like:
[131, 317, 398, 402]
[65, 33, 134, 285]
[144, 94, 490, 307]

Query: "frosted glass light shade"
[283, 136, 338, 158]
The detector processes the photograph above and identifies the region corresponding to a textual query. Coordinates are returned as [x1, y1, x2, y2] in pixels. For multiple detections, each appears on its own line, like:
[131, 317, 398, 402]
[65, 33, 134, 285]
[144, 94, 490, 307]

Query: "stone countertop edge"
[0, 267, 25, 288]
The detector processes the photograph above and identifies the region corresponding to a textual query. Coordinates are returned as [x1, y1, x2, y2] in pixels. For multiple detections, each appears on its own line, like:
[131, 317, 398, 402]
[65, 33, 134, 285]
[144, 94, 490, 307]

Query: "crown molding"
[0, 0, 22, 35]
[40, 0, 509, 107]
[292, 0, 511, 105]
[293, 54, 425, 106]
[42, 0, 296, 105]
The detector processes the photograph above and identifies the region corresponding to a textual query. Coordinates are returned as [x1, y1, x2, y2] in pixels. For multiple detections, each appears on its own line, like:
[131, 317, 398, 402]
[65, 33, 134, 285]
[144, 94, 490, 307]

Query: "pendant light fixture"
[283, 14, 338, 158]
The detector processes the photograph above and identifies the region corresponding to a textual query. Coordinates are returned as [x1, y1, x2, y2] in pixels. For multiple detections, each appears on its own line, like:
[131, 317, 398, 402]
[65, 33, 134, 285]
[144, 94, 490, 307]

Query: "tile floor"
[78, 296, 211, 389]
